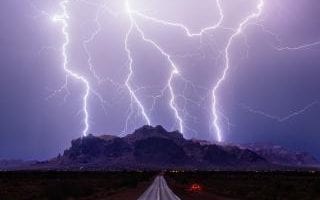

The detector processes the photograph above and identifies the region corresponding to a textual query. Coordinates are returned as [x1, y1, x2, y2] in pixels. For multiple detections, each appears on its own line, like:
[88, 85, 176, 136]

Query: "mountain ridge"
[0, 125, 318, 171]
[55, 125, 318, 170]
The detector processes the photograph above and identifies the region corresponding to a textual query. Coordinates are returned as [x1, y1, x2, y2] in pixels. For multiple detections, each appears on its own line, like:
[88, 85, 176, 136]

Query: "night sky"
[1, 0, 320, 160]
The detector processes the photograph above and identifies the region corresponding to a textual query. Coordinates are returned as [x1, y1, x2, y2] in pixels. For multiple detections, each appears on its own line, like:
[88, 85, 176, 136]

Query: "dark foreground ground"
[166, 171, 320, 200]
[0, 171, 156, 200]
[0, 171, 320, 200]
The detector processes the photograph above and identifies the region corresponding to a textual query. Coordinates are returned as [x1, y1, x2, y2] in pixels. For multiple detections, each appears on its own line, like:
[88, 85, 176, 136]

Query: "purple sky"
[1, 0, 320, 160]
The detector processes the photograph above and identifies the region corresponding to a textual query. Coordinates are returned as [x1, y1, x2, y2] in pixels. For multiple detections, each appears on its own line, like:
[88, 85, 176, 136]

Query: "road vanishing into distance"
[138, 176, 181, 200]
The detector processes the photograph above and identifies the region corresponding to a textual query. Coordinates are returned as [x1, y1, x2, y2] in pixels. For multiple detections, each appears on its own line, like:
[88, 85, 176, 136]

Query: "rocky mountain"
[57, 125, 268, 170]
[2, 125, 318, 171]
[244, 143, 319, 167]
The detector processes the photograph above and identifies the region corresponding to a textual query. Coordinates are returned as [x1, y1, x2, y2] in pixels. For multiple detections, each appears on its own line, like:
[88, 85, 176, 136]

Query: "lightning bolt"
[276, 41, 320, 51]
[124, 12, 152, 129]
[211, 0, 264, 142]
[240, 101, 319, 122]
[36, 0, 317, 142]
[125, 1, 187, 133]
[81, 0, 121, 87]
[80, 0, 116, 117]
[53, 0, 90, 137]
[125, 0, 224, 136]
[253, 22, 320, 52]
[82, 2, 105, 84]
[125, 0, 266, 142]
[128, 0, 224, 38]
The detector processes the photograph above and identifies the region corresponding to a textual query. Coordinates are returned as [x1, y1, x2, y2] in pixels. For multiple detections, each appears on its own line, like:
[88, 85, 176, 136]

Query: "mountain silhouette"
[58, 125, 268, 170]
[1, 125, 318, 170]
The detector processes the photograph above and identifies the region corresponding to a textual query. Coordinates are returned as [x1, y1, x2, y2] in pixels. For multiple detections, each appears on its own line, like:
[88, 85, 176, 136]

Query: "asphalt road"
[137, 175, 181, 200]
